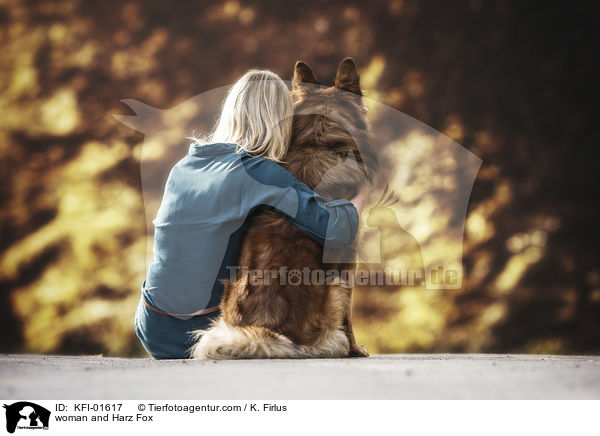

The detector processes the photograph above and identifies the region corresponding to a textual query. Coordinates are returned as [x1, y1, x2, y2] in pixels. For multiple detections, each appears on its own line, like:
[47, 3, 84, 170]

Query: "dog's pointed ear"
[335, 57, 362, 95]
[293, 61, 319, 90]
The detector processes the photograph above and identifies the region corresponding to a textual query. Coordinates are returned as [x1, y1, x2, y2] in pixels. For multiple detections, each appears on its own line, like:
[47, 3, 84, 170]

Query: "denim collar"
[188, 142, 236, 156]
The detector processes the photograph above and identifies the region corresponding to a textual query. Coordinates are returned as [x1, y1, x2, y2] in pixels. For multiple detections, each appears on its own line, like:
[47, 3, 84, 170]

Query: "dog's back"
[191, 59, 377, 359]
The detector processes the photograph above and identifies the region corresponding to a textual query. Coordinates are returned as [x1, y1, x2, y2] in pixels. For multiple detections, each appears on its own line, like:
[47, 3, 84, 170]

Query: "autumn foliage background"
[1, 0, 599, 356]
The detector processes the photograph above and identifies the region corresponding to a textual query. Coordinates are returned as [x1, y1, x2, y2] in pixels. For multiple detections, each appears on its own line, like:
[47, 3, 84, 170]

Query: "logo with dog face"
[114, 73, 481, 290]
[3, 402, 50, 433]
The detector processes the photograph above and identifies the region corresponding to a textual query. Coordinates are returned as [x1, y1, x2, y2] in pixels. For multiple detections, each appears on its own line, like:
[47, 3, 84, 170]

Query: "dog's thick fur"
[190, 58, 377, 359]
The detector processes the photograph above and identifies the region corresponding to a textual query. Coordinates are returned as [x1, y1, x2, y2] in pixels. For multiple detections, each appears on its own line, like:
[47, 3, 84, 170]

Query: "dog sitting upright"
[190, 58, 377, 359]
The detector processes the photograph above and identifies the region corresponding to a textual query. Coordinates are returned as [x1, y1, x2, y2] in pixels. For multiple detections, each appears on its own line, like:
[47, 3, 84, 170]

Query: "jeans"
[134, 297, 220, 359]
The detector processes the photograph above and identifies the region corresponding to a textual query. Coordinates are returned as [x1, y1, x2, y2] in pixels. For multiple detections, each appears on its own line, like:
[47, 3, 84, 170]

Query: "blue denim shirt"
[135, 142, 359, 358]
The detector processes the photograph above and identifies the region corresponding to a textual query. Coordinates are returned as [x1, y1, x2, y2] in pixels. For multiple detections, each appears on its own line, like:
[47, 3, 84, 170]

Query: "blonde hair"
[194, 70, 293, 162]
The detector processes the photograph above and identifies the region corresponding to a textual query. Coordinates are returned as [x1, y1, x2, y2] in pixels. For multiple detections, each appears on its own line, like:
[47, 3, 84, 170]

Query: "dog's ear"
[292, 61, 319, 90]
[335, 57, 362, 95]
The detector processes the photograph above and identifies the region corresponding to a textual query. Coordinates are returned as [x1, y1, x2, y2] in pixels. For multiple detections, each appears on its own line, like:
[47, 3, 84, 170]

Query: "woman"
[134, 70, 364, 359]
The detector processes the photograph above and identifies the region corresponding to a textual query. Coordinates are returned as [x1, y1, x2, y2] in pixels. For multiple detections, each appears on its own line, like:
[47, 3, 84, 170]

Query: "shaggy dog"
[190, 58, 377, 359]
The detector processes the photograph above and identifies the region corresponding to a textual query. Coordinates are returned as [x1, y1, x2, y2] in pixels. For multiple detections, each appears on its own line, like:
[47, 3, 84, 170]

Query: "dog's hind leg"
[302, 328, 350, 358]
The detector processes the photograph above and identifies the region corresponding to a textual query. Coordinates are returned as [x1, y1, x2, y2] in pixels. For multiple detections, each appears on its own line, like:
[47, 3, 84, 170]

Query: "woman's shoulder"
[240, 153, 306, 189]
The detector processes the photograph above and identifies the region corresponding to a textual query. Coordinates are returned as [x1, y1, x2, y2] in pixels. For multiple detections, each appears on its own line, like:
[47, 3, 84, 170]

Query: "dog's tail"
[189, 317, 349, 360]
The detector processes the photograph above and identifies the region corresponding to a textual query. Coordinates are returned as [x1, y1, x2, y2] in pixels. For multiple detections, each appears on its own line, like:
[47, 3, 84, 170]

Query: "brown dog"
[190, 58, 377, 359]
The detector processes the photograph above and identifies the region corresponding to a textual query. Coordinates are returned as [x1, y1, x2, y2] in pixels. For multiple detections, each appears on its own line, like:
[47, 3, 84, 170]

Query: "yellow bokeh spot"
[361, 55, 386, 112]
[495, 246, 543, 292]
[40, 88, 80, 135]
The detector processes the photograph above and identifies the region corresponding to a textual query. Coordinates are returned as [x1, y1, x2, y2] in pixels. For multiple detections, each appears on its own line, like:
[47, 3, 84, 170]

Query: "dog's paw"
[348, 343, 369, 357]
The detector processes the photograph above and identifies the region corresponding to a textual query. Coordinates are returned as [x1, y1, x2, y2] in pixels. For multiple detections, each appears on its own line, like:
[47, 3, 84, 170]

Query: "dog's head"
[285, 58, 378, 199]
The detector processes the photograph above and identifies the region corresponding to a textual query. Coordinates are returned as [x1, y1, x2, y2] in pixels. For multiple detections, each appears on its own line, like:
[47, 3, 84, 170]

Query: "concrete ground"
[1, 354, 599, 399]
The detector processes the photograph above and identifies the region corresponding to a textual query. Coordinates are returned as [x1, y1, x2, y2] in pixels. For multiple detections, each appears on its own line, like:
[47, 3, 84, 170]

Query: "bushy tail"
[189, 318, 349, 360]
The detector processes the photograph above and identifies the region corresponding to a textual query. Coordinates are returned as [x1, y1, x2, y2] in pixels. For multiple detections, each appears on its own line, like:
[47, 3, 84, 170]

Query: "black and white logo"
[3, 402, 50, 434]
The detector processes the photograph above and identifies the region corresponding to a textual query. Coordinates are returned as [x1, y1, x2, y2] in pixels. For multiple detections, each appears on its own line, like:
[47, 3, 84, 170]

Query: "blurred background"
[1, 0, 599, 357]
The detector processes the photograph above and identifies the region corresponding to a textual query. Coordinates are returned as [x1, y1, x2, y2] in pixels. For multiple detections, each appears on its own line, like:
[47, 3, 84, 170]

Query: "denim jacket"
[142, 142, 359, 320]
